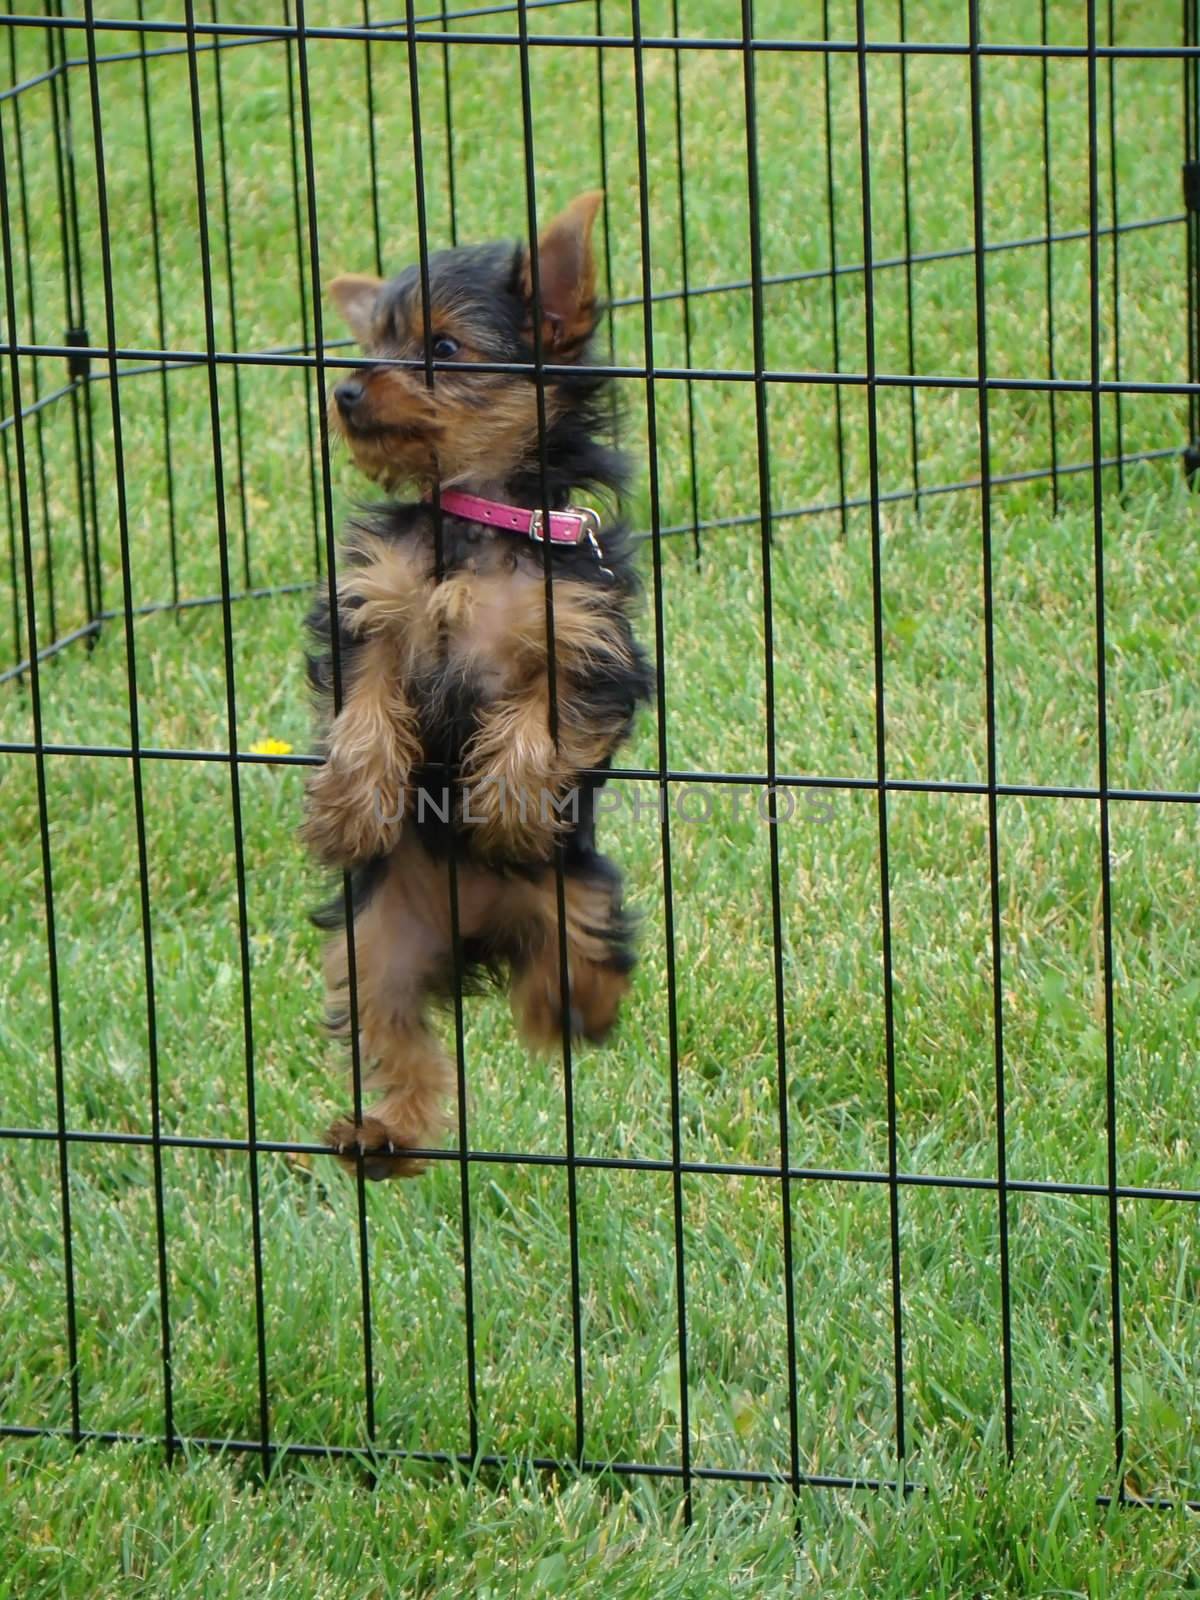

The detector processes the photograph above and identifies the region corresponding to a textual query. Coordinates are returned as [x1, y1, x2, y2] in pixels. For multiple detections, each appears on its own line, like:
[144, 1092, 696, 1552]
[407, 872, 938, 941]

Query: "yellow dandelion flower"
[248, 737, 294, 757]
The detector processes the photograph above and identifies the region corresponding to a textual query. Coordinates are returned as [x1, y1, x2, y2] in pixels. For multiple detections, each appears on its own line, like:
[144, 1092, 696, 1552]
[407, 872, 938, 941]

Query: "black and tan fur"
[305, 192, 653, 1179]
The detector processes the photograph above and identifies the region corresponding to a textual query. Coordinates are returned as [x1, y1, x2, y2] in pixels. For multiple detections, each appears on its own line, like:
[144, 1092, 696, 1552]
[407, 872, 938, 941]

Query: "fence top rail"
[3, 12, 1200, 61]
[0, 0, 589, 99]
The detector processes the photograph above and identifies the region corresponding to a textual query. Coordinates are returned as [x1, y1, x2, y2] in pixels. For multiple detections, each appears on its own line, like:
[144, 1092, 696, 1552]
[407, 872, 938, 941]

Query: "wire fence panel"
[1, 0, 1198, 1515]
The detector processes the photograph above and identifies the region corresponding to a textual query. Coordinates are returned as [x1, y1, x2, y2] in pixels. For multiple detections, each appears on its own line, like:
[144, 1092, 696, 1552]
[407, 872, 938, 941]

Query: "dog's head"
[326, 191, 605, 493]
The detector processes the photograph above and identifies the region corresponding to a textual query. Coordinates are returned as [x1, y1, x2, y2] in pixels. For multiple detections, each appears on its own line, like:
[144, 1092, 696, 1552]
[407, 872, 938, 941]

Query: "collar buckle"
[530, 504, 602, 549]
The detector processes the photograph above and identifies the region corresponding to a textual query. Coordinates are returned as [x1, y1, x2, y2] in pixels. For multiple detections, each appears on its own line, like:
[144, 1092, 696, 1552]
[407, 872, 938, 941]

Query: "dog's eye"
[432, 335, 460, 361]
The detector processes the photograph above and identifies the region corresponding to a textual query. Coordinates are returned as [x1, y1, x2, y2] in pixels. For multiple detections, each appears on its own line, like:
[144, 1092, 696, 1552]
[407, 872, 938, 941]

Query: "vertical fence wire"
[1107, 0, 1124, 492]
[628, 0, 693, 1522]
[400, 0, 479, 1465]
[668, 0, 700, 564]
[181, 0, 272, 1470]
[78, 0, 176, 1461]
[209, 0, 252, 591]
[292, 0, 380, 1458]
[1189, 0, 1195, 444]
[0, 64, 21, 673]
[896, 0, 920, 510]
[47, 0, 103, 626]
[426, 0, 475, 1451]
[854, 0, 907, 1470]
[1085, 0, 1126, 1503]
[0, 74, 81, 1447]
[821, 0, 848, 537]
[281, 0, 323, 581]
[966, 0, 1016, 1463]
[1040, 0, 1060, 514]
[593, 0, 618, 450]
[362, 0, 385, 276]
[1186, 0, 1200, 458]
[437, 0, 458, 244]
[513, 0, 588, 1469]
[9, 32, 57, 647]
[135, 0, 180, 613]
[738, 0, 800, 1510]
[0, 344, 20, 675]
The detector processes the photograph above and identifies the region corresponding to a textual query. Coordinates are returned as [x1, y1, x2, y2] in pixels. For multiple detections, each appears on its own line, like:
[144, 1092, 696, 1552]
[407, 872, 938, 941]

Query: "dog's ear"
[328, 274, 383, 346]
[519, 190, 604, 355]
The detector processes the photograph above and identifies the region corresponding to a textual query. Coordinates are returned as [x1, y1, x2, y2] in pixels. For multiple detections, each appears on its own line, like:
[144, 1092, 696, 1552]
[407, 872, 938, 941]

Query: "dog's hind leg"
[505, 856, 636, 1050]
[322, 845, 457, 1180]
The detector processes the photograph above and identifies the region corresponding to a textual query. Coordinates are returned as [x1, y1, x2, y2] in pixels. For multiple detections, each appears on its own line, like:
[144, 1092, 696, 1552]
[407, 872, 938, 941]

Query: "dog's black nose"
[334, 380, 364, 414]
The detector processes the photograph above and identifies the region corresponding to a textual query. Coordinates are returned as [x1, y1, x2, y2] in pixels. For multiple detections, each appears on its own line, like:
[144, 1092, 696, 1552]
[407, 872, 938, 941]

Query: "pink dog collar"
[432, 489, 602, 548]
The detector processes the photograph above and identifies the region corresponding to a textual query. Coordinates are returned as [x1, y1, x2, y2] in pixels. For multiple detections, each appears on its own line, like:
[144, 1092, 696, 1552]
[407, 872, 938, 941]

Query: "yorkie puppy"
[305, 191, 653, 1179]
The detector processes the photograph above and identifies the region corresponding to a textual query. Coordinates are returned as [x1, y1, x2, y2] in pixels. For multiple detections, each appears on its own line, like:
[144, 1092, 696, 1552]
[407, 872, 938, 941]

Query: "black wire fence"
[1, 0, 1198, 1513]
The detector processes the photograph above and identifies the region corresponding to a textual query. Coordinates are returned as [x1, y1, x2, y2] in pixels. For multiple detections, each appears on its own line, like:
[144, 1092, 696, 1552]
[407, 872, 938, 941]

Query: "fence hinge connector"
[65, 326, 90, 380]
[1183, 161, 1200, 212]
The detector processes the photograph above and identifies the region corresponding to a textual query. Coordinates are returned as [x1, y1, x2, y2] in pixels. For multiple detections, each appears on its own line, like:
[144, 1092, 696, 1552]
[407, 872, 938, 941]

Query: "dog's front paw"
[301, 758, 405, 868]
[327, 1115, 429, 1181]
[460, 769, 569, 862]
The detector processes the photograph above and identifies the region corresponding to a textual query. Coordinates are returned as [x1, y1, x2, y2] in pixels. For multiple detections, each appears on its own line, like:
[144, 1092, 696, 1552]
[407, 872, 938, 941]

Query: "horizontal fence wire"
[1, 0, 1198, 1514]
[5, 9, 1200, 58]
[12, 336, 1200, 395]
[9, 732, 1200, 808]
[2, 1121, 1200, 1207]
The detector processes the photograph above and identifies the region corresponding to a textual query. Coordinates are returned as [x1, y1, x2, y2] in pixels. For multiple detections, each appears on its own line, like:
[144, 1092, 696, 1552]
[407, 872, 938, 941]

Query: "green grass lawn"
[2, 0, 1199, 1593]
